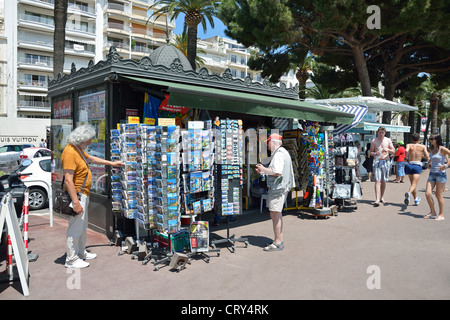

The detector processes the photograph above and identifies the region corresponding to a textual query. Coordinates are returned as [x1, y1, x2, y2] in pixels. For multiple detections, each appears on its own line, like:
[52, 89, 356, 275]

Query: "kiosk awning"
[122, 76, 354, 125]
[361, 122, 411, 132]
[306, 97, 418, 112]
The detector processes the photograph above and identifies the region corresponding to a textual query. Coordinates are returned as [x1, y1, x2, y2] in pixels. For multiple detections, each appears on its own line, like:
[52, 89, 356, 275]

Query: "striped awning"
[330, 105, 368, 135]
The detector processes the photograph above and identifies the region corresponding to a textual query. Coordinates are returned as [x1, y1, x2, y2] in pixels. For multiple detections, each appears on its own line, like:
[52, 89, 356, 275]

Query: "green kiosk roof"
[123, 76, 354, 125]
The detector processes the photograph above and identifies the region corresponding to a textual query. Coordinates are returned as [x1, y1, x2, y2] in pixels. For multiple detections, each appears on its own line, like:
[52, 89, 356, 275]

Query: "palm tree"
[172, 32, 206, 69]
[148, 0, 219, 70]
[53, 0, 68, 78]
[294, 54, 314, 100]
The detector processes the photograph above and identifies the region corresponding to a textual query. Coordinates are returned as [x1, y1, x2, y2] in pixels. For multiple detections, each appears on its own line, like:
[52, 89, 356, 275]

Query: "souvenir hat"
[265, 133, 283, 143]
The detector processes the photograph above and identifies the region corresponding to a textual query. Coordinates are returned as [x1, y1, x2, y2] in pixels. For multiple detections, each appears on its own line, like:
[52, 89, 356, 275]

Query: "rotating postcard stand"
[210, 119, 248, 252]
[180, 121, 220, 263]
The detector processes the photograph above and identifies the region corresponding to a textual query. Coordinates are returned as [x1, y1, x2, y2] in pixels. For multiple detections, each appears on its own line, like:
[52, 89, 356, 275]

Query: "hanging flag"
[144, 93, 161, 124]
[159, 94, 189, 114]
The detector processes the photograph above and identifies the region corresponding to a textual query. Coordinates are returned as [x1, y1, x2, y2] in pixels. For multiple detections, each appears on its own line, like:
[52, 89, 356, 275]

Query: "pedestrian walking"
[393, 141, 406, 183]
[404, 133, 429, 206]
[370, 127, 395, 206]
[62, 124, 124, 268]
[424, 134, 450, 220]
[256, 133, 295, 252]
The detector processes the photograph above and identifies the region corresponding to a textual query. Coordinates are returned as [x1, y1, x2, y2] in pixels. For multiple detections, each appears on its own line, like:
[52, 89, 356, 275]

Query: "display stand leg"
[211, 216, 248, 253]
[148, 232, 172, 271]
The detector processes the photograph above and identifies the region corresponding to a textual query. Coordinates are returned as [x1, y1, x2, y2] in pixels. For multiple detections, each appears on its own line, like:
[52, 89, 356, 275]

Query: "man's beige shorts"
[267, 191, 288, 212]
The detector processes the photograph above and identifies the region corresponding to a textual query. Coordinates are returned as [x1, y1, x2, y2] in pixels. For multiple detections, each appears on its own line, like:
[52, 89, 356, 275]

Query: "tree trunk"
[446, 120, 450, 148]
[382, 62, 397, 126]
[430, 92, 439, 134]
[186, 23, 198, 70]
[296, 69, 308, 100]
[405, 97, 416, 144]
[423, 117, 430, 145]
[352, 45, 372, 96]
[53, 0, 68, 78]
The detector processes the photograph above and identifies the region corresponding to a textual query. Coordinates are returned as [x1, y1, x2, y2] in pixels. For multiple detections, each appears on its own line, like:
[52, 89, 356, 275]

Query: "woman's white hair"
[66, 124, 96, 146]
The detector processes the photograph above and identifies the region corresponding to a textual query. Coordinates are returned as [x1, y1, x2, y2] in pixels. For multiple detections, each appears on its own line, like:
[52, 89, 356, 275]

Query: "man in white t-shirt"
[256, 133, 295, 252]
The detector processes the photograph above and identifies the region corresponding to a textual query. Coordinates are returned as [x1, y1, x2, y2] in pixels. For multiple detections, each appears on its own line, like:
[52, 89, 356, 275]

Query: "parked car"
[19, 147, 52, 161]
[17, 156, 51, 210]
[0, 151, 21, 166]
[0, 144, 34, 153]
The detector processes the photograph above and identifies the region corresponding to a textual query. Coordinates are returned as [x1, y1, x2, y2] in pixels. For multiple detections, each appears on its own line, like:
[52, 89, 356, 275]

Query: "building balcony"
[18, 79, 48, 90]
[17, 99, 51, 113]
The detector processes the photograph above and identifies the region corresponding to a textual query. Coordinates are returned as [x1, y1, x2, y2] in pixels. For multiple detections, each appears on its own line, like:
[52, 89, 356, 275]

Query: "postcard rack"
[210, 118, 248, 252]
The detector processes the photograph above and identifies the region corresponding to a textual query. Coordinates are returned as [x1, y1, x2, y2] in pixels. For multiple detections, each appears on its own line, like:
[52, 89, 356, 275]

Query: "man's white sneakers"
[65, 258, 89, 269]
[65, 252, 96, 268]
[82, 252, 97, 260]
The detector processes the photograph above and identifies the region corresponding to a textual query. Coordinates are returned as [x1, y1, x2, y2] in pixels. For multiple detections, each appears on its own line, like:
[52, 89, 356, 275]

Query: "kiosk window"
[76, 89, 107, 195]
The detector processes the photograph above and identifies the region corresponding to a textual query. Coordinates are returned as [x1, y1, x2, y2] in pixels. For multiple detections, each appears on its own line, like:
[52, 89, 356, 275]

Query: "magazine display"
[190, 221, 209, 253]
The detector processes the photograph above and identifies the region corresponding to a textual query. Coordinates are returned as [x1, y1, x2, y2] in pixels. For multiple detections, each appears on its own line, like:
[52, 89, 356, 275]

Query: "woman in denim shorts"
[425, 134, 450, 220]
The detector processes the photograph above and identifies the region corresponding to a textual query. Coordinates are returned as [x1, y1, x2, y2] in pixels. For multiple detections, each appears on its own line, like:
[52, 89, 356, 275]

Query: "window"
[39, 159, 52, 172]
[76, 88, 107, 195]
[25, 54, 51, 66]
[70, 20, 89, 32]
[230, 55, 237, 63]
[24, 74, 47, 87]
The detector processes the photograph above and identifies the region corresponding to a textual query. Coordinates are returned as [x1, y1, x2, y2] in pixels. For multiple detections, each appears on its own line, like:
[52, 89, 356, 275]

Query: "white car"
[19, 147, 51, 162]
[18, 156, 51, 210]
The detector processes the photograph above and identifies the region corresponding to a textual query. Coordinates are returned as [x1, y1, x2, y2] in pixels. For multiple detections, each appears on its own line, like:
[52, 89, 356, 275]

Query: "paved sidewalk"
[1, 174, 450, 300]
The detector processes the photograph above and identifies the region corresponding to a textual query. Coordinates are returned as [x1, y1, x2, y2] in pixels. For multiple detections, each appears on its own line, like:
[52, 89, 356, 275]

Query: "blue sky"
[173, 14, 227, 39]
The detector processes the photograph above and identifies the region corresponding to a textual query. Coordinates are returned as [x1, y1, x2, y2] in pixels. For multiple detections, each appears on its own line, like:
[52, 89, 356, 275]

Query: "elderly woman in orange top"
[62, 124, 123, 269]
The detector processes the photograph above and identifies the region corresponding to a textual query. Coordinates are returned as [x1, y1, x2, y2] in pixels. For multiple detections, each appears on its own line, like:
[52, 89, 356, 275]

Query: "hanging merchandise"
[299, 121, 325, 209]
[330, 133, 361, 211]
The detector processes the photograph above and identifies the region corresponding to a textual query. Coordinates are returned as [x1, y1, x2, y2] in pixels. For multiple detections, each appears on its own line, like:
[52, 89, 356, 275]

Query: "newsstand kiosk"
[48, 46, 353, 249]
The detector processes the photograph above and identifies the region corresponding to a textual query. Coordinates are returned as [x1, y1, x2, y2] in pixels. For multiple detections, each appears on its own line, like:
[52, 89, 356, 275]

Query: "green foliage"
[219, 0, 450, 98]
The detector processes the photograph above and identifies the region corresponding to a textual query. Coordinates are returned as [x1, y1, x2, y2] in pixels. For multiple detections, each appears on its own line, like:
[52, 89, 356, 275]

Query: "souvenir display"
[297, 121, 325, 208]
[147, 125, 181, 233]
[214, 118, 244, 216]
[109, 125, 141, 220]
[180, 121, 215, 216]
[330, 133, 362, 209]
[110, 124, 181, 233]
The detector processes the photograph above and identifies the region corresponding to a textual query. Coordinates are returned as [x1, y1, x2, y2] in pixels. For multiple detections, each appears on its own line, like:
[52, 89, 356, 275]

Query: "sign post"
[0, 194, 30, 296]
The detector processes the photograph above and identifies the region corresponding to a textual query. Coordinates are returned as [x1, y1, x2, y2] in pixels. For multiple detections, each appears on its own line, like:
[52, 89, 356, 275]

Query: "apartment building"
[198, 36, 300, 89]
[1, 0, 174, 146]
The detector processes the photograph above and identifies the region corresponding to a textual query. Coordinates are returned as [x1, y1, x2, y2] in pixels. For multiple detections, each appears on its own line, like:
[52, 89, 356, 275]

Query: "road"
[1, 174, 449, 302]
